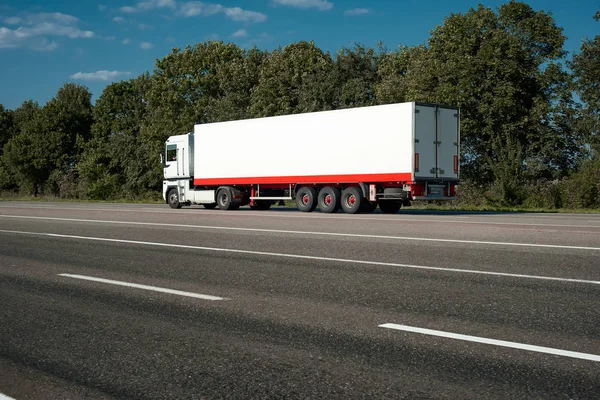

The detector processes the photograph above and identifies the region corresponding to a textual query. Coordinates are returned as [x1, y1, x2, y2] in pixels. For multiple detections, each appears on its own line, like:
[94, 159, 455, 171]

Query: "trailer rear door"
[437, 107, 459, 180]
[414, 105, 437, 179]
[414, 104, 459, 180]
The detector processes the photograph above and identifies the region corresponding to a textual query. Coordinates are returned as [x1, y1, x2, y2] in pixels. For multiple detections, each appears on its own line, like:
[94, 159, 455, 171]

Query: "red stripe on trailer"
[194, 172, 413, 186]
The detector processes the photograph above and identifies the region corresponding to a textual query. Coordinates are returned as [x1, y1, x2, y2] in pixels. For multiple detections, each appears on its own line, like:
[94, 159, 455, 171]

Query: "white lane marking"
[0, 393, 17, 400]
[1, 229, 599, 286]
[58, 274, 228, 301]
[379, 323, 600, 362]
[1, 206, 600, 228]
[1, 215, 599, 251]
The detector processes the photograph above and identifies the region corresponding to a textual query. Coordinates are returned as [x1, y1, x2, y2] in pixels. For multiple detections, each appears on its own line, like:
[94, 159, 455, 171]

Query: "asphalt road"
[1, 201, 599, 399]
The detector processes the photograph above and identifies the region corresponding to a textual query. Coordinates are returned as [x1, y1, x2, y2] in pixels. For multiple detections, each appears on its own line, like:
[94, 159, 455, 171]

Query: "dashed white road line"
[379, 323, 600, 362]
[1, 215, 599, 251]
[1, 229, 599, 286]
[58, 274, 228, 301]
[0, 393, 17, 400]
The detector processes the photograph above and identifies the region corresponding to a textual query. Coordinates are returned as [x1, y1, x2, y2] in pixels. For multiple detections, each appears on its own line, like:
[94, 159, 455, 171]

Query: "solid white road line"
[58, 274, 228, 301]
[1, 215, 599, 251]
[1, 206, 600, 228]
[1, 229, 599, 286]
[0, 393, 16, 400]
[379, 323, 600, 362]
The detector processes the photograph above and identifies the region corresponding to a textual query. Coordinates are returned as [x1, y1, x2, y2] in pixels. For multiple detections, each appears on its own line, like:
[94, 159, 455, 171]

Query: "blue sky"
[0, 0, 598, 110]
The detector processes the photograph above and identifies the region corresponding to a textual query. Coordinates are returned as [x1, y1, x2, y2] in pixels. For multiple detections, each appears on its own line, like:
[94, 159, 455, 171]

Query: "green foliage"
[2, 85, 92, 196]
[570, 11, 600, 153]
[0, 2, 598, 209]
[334, 44, 379, 108]
[401, 1, 571, 194]
[0, 104, 15, 153]
[249, 41, 336, 117]
[560, 157, 600, 208]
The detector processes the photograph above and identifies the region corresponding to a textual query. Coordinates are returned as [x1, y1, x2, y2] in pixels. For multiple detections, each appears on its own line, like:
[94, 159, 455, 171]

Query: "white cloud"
[70, 70, 132, 81]
[174, 2, 222, 17]
[122, 38, 131, 44]
[120, 0, 176, 13]
[231, 29, 248, 38]
[140, 41, 154, 49]
[98, 4, 107, 11]
[113, 16, 126, 23]
[174, 2, 267, 22]
[30, 38, 59, 51]
[224, 7, 267, 23]
[0, 12, 95, 50]
[344, 8, 369, 16]
[4, 16, 22, 25]
[138, 23, 153, 30]
[271, 0, 333, 11]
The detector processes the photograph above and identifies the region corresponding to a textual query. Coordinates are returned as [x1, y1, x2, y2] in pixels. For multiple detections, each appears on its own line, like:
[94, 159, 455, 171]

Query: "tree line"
[0, 2, 598, 208]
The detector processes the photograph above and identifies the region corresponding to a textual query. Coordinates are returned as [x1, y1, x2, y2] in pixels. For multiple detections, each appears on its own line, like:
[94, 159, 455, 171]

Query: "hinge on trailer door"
[454, 142, 458, 146]
[433, 141, 441, 144]
[415, 139, 420, 143]
[415, 109, 420, 113]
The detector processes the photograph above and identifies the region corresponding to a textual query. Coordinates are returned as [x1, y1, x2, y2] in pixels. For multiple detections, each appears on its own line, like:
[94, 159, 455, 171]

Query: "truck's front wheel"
[168, 189, 182, 209]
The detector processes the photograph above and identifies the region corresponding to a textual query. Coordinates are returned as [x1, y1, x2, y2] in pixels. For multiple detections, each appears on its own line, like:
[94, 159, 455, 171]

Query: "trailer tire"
[379, 201, 401, 214]
[341, 187, 362, 214]
[203, 203, 217, 209]
[318, 186, 340, 213]
[296, 187, 318, 212]
[217, 187, 239, 210]
[167, 188, 182, 209]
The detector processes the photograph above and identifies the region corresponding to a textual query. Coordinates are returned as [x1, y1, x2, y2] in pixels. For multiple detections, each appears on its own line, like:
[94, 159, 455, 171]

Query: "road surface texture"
[1, 201, 599, 399]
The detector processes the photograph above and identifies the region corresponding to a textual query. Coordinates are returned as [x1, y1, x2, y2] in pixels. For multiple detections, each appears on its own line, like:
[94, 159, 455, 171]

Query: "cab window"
[166, 144, 177, 162]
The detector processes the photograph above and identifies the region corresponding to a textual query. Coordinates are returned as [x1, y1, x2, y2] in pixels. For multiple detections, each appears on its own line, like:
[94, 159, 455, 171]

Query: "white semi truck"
[162, 102, 460, 214]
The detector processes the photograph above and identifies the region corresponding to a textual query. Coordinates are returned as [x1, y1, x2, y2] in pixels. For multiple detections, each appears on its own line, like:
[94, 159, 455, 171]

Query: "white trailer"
[162, 102, 460, 214]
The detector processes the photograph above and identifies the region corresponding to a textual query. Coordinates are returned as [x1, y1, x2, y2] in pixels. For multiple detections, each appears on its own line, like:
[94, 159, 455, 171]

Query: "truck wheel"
[296, 187, 317, 212]
[341, 187, 362, 214]
[379, 201, 401, 214]
[203, 203, 217, 209]
[318, 186, 340, 213]
[168, 189, 182, 209]
[217, 188, 239, 210]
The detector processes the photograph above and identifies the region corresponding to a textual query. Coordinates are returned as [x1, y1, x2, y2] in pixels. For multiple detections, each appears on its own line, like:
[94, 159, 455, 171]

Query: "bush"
[559, 158, 600, 209]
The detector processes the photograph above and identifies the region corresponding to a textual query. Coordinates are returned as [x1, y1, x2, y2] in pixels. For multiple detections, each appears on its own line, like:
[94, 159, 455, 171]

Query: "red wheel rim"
[302, 195, 309, 205]
[348, 195, 356, 206]
[324, 194, 332, 205]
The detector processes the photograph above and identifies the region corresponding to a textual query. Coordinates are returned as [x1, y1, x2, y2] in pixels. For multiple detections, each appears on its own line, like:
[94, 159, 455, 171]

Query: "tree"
[570, 10, 600, 153]
[80, 74, 151, 199]
[0, 104, 14, 152]
[249, 41, 336, 117]
[400, 1, 569, 203]
[2, 84, 93, 196]
[334, 44, 379, 108]
[375, 44, 426, 105]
